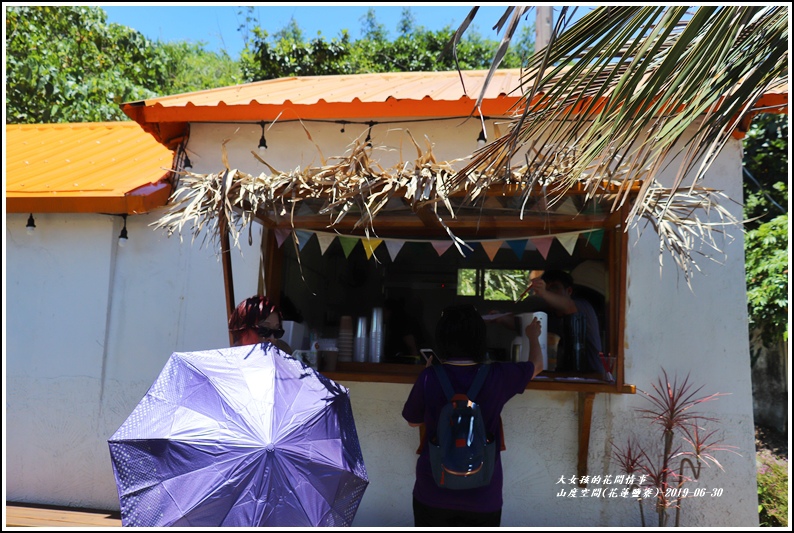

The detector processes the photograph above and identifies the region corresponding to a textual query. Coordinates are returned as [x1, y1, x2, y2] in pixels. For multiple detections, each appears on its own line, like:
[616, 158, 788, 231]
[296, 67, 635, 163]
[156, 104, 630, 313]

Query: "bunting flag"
[431, 241, 453, 257]
[338, 236, 359, 258]
[555, 197, 579, 215]
[507, 239, 528, 259]
[531, 236, 554, 259]
[316, 232, 337, 255]
[296, 203, 315, 216]
[557, 233, 578, 256]
[480, 240, 503, 262]
[385, 240, 405, 261]
[362, 238, 383, 259]
[274, 228, 291, 248]
[271, 228, 602, 262]
[295, 229, 313, 251]
[585, 229, 604, 252]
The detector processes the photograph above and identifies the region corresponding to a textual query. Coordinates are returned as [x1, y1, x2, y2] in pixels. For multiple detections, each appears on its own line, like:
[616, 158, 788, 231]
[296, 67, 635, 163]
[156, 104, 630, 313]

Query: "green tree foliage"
[239, 19, 354, 81]
[745, 213, 788, 346]
[5, 6, 242, 123]
[5, 6, 171, 122]
[159, 42, 243, 95]
[742, 114, 789, 347]
[239, 7, 532, 82]
[742, 114, 788, 228]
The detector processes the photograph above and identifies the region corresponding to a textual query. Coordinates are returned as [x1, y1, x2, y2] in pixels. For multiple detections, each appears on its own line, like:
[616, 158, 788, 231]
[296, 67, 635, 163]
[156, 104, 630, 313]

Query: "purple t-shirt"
[401, 361, 535, 513]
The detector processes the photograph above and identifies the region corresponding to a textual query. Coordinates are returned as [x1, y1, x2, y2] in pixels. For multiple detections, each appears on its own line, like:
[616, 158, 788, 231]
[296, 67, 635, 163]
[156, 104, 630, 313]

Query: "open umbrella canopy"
[108, 343, 368, 527]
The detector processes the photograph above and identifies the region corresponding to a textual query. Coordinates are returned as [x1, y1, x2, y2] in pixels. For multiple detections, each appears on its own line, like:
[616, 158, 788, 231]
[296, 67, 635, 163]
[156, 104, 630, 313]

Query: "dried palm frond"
[449, 5, 786, 278]
[152, 132, 474, 253]
[629, 182, 741, 287]
[153, 130, 741, 287]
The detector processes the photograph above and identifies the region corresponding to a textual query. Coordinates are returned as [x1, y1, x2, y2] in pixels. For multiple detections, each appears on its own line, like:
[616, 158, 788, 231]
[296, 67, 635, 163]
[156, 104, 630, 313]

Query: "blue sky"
[101, 5, 584, 59]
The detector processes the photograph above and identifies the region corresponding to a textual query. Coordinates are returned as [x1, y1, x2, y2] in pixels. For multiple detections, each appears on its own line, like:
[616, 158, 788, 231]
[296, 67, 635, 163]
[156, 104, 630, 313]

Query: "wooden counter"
[325, 361, 635, 394]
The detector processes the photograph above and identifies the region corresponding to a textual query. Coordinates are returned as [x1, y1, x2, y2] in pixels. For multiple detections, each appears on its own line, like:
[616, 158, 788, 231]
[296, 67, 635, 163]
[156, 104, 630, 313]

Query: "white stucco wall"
[4, 117, 757, 527]
[5, 211, 263, 509]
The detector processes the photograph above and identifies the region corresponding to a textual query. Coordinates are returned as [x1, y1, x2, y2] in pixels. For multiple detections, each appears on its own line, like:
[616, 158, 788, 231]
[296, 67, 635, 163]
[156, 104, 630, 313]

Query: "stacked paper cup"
[369, 307, 384, 363]
[337, 315, 353, 362]
[354, 316, 368, 363]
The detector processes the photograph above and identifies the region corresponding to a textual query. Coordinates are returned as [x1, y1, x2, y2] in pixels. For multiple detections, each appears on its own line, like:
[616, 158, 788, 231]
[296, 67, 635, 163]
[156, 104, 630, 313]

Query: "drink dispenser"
[510, 312, 548, 369]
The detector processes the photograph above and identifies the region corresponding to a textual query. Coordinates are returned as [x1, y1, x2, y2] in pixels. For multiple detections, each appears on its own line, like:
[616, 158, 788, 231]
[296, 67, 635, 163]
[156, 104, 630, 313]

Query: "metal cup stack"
[354, 316, 368, 363]
[369, 307, 384, 363]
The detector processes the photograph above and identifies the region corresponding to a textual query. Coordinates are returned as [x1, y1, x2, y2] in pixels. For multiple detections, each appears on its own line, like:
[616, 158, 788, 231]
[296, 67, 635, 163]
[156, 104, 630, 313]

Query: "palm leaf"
[451, 6, 787, 279]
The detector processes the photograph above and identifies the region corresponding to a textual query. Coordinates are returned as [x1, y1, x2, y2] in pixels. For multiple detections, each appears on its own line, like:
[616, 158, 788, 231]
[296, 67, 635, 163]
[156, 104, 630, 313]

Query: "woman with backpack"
[402, 303, 543, 527]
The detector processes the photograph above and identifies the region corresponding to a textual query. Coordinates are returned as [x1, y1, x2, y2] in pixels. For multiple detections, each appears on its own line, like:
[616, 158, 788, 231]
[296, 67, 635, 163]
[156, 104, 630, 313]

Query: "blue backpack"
[428, 364, 496, 490]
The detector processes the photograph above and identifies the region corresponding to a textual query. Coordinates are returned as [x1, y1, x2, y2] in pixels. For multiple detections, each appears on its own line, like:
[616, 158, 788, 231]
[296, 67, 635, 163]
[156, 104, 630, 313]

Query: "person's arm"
[525, 317, 544, 378]
[402, 374, 426, 427]
[529, 277, 578, 315]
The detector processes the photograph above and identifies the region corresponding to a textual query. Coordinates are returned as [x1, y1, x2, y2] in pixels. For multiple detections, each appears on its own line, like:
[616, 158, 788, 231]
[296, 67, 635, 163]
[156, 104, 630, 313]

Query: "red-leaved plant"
[611, 369, 739, 526]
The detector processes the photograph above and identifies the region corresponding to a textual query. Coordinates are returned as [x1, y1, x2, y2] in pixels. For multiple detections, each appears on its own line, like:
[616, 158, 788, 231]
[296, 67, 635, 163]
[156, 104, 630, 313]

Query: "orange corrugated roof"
[122, 69, 527, 148]
[122, 68, 788, 149]
[5, 122, 175, 214]
[128, 69, 524, 116]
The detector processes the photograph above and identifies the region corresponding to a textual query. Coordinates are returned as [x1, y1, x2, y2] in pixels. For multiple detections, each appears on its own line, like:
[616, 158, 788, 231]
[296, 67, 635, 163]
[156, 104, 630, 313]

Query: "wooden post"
[577, 391, 596, 487]
[219, 170, 236, 346]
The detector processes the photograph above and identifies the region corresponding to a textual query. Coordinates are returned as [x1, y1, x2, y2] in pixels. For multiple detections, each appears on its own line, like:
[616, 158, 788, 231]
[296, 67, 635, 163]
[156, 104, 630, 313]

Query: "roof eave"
[122, 96, 523, 148]
[6, 177, 173, 215]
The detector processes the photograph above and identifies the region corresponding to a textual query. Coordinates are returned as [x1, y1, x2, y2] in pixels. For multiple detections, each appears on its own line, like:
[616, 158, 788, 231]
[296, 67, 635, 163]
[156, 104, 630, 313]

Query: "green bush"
[757, 450, 788, 527]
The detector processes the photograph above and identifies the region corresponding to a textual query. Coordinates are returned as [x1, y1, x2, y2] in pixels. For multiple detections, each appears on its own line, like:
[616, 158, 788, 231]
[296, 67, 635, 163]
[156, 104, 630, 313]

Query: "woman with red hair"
[228, 295, 293, 354]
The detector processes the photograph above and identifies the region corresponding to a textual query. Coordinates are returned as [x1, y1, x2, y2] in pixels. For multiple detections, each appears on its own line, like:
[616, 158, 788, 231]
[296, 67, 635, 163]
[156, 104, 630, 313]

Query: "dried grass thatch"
[153, 126, 740, 284]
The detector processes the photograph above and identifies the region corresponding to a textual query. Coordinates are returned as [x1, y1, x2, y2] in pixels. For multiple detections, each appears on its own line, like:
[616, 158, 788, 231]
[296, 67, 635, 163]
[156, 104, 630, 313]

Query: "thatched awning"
[154, 132, 738, 283]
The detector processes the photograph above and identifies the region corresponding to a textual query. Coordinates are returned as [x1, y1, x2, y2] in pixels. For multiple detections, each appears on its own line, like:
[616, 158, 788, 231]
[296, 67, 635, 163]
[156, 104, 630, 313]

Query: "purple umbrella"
[108, 343, 368, 527]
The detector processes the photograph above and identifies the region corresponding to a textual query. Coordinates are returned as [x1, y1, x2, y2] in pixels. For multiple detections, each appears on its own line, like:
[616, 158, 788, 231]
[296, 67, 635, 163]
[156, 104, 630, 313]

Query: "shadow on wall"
[750, 330, 788, 433]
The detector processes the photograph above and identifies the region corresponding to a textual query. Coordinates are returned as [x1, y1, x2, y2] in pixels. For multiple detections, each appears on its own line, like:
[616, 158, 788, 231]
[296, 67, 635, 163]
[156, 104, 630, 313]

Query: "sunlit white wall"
[6, 211, 262, 508]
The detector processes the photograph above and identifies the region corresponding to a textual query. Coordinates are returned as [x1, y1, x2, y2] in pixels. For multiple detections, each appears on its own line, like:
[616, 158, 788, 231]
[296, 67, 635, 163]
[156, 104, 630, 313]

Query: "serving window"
[264, 188, 633, 395]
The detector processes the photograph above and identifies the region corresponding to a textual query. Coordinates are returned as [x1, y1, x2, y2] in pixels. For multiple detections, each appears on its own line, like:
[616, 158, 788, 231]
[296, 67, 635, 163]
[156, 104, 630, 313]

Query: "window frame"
[262, 192, 634, 395]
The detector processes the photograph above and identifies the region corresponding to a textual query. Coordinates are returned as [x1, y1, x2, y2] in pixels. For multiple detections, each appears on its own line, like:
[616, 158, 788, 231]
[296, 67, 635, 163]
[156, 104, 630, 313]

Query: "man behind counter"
[488, 269, 605, 374]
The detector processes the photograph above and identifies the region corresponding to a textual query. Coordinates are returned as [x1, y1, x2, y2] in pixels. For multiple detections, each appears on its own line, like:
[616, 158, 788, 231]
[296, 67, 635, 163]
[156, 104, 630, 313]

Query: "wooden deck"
[5, 502, 122, 528]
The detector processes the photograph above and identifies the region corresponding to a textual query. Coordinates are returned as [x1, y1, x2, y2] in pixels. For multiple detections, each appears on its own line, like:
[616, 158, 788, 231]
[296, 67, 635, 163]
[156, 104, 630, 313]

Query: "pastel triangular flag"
[555, 197, 579, 215]
[274, 228, 291, 248]
[507, 239, 528, 259]
[531, 236, 554, 259]
[362, 238, 383, 259]
[316, 232, 336, 255]
[338, 236, 359, 258]
[585, 229, 604, 251]
[295, 229, 313, 251]
[431, 241, 453, 257]
[296, 203, 315, 216]
[557, 233, 579, 256]
[385, 240, 405, 261]
[480, 240, 503, 262]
